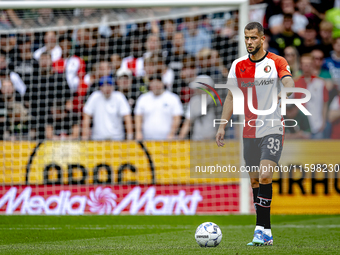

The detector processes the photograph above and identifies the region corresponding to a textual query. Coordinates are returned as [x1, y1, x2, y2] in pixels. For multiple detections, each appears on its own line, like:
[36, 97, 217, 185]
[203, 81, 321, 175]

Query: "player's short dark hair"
[244, 22, 264, 36]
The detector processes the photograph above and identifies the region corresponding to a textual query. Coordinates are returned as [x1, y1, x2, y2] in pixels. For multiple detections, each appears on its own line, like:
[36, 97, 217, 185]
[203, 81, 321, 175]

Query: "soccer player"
[215, 22, 294, 246]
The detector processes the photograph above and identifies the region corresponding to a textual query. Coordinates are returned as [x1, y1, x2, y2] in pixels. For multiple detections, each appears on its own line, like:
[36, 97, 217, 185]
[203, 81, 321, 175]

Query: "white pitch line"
[0, 224, 339, 230]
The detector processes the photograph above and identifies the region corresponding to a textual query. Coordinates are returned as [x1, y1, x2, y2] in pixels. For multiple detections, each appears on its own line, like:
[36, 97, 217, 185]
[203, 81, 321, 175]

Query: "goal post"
[0, 0, 251, 215]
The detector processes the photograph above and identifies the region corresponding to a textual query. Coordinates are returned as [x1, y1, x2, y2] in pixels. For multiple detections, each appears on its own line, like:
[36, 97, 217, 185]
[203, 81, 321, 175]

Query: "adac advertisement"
[0, 140, 340, 214]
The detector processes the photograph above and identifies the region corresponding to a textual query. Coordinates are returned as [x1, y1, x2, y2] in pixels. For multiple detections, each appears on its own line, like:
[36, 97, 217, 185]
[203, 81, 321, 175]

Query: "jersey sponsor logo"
[240, 68, 246, 72]
[264, 65, 271, 73]
[241, 79, 274, 87]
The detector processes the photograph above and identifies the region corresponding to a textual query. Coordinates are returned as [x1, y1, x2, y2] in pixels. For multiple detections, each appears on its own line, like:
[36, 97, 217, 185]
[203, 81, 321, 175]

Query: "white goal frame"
[0, 0, 250, 214]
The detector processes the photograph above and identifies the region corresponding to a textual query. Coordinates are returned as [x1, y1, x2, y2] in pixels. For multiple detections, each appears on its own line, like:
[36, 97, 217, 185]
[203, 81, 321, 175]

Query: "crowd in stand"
[0, 1, 340, 141]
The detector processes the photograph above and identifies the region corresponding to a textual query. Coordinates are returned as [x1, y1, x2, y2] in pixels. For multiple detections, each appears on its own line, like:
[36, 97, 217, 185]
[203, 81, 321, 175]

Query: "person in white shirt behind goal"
[82, 76, 133, 141]
[135, 74, 183, 140]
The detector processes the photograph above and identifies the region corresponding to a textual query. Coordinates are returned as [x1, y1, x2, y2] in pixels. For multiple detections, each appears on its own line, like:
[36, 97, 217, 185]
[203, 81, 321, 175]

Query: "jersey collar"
[248, 51, 268, 63]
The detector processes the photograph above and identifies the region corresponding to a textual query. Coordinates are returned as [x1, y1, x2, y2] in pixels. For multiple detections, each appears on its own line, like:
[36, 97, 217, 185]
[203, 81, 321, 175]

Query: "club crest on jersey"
[264, 65, 271, 73]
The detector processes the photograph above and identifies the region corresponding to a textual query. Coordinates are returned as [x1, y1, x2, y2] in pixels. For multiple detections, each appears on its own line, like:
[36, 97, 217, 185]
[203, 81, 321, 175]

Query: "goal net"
[0, 0, 252, 215]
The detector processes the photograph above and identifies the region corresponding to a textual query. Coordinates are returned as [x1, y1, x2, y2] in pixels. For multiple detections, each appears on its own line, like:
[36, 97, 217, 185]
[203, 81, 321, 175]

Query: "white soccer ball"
[195, 222, 222, 247]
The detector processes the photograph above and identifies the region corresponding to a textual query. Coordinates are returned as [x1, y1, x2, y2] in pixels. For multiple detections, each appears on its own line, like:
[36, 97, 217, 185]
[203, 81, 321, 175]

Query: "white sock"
[264, 229, 272, 236]
[255, 226, 264, 232]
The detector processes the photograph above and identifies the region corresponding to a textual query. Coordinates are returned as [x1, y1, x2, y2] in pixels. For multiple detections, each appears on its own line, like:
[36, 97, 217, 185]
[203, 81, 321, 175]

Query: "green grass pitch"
[0, 215, 339, 254]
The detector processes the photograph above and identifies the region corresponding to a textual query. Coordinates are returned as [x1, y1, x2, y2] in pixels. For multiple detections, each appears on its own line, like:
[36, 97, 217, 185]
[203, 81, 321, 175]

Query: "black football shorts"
[243, 134, 283, 168]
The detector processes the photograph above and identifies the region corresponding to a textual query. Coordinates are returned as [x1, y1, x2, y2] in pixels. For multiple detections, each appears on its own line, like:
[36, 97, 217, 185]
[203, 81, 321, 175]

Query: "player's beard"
[247, 44, 261, 55]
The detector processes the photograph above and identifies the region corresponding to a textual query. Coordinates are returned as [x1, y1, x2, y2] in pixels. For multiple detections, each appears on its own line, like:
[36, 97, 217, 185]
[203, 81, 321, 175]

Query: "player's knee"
[259, 177, 272, 184]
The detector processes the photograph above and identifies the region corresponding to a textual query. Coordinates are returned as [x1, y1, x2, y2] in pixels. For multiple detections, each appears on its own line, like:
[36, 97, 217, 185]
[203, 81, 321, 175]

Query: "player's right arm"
[216, 91, 233, 147]
[216, 60, 238, 147]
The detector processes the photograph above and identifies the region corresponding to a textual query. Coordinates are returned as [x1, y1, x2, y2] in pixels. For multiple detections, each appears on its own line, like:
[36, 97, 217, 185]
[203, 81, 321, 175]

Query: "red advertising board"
[0, 185, 239, 215]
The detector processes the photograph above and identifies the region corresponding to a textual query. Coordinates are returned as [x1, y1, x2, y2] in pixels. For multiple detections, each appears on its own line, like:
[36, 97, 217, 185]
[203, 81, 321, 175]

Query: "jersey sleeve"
[275, 56, 292, 80]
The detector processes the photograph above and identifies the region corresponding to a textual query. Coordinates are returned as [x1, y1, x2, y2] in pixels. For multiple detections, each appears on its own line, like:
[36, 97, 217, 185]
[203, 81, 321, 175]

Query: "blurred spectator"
[325, 7, 340, 38]
[299, 24, 320, 55]
[197, 48, 225, 83]
[319, 21, 334, 58]
[210, 50, 229, 79]
[85, 60, 113, 101]
[284, 105, 311, 139]
[270, 14, 303, 55]
[179, 75, 217, 140]
[55, 35, 88, 112]
[143, 53, 174, 90]
[173, 56, 197, 102]
[0, 53, 27, 97]
[122, 33, 165, 78]
[54, 35, 86, 93]
[111, 54, 122, 76]
[0, 79, 31, 140]
[268, 0, 308, 37]
[295, 54, 329, 139]
[35, 9, 55, 27]
[328, 92, 340, 139]
[107, 25, 127, 57]
[0, 34, 17, 63]
[161, 19, 176, 52]
[182, 16, 211, 55]
[295, 0, 322, 27]
[309, 0, 335, 18]
[45, 102, 80, 140]
[135, 74, 183, 140]
[74, 28, 99, 72]
[262, 0, 282, 30]
[24, 52, 72, 140]
[166, 32, 191, 79]
[143, 33, 163, 59]
[263, 31, 280, 55]
[284, 46, 301, 78]
[322, 37, 340, 91]
[311, 49, 333, 90]
[0, 10, 23, 29]
[121, 30, 144, 77]
[34, 31, 62, 62]
[13, 34, 39, 85]
[213, 18, 238, 69]
[82, 76, 133, 140]
[116, 68, 142, 112]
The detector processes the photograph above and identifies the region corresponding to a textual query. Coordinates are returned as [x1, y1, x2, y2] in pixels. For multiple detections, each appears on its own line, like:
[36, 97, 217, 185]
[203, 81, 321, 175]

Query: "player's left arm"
[281, 76, 295, 97]
[277, 56, 294, 101]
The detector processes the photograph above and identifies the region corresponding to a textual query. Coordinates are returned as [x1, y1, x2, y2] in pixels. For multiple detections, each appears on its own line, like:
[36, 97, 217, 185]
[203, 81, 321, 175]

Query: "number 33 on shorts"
[267, 137, 281, 156]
